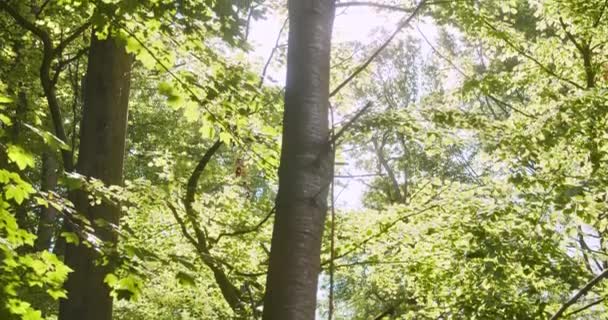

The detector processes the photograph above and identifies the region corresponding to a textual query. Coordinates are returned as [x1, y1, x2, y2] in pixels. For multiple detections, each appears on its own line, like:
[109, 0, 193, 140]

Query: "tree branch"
[550, 268, 608, 320]
[211, 205, 275, 245]
[329, 0, 427, 97]
[480, 16, 585, 90]
[259, 17, 287, 87]
[0, 1, 74, 170]
[564, 296, 606, 318]
[52, 46, 89, 86]
[330, 101, 373, 145]
[53, 21, 91, 57]
[336, 1, 412, 12]
[594, 0, 608, 28]
[184, 139, 222, 249]
[171, 140, 249, 314]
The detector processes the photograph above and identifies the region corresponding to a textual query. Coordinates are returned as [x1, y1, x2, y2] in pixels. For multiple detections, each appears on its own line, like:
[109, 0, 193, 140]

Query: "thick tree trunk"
[262, 1, 335, 319]
[34, 151, 58, 251]
[58, 34, 131, 320]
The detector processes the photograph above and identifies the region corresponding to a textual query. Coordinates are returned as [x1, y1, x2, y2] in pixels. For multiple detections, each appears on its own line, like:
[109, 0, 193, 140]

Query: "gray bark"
[262, 1, 335, 319]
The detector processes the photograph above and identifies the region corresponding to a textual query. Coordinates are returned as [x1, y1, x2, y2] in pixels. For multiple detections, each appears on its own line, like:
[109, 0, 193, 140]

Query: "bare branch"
[336, 1, 412, 12]
[550, 268, 608, 320]
[184, 139, 223, 248]
[52, 47, 88, 86]
[594, 0, 608, 28]
[329, 0, 427, 98]
[53, 22, 91, 57]
[480, 16, 585, 90]
[259, 17, 288, 87]
[330, 101, 373, 145]
[564, 296, 606, 318]
[416, 24, 536, 119]
[211, 205, 275, 245]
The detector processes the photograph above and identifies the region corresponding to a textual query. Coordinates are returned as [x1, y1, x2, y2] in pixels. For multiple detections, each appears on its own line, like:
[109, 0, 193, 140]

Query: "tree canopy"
[1, 0, 607, 319]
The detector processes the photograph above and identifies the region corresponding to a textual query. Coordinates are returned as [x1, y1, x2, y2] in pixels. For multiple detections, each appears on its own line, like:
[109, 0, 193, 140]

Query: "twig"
[259, 17, 288, 87]
[550, 268, 608, 320]
[329, 0, 427, 98]
[479, 16, 585, 90]
[330, 101, 373, 145]
[563, 296, 606, 318]
[416, 24, 536, 119]
[336, 1, 412, 12]
[211, 205, 275, 245]
[594, 0, 608, 28]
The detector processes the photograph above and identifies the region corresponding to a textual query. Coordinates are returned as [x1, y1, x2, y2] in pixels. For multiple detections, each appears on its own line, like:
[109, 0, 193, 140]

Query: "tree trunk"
[59, 34, 132, 320]
[262, 1, 335, 319]
[13, 90, 29, 230]
[34, 151, 58, 251]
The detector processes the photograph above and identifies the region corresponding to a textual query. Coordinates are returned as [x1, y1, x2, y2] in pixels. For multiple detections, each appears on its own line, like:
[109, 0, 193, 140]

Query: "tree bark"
[262, 1, 335, 319]
[59, 33, 132, 320]
[12, 90, 29, 230]
[34, 151, 58, 251]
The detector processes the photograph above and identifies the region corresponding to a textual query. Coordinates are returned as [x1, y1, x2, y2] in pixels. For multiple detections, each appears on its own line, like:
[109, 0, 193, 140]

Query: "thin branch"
[52, 47, 88, 86]
[336, 1, 412, 12]
[550, 268, 608, 320]
[35, 0, 51, 19]
[479, 16, 585, 90]
[416, 24, 536, 119]
[373, 136, 404, 203]
[330, 101, 373, 145]
[0, 1, 73, 170]
[53, 21, 91, 57]
[594, 0, 608, 28]
[322, 204, 439, 265]
[171, 140, 247, 314]
[329, 0, 427, 97]
[563, 296, 606, 318]
[166, 201, 199, 248]
[335, 173, 382, 178]
[336, 0, 456, 11]
[558, 17, 585, 53]
[259, 17, 288, 87]
[211, 205, 275, 245]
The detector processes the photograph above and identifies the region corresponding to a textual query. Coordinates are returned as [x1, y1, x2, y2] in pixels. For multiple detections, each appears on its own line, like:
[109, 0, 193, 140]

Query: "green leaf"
[0, 95, 12, 103]
[46, 288, 67, 300]
[7, 145, 35, 170]
[60, 232, 80, 245]
[104, 273, 118, 287]
[5, 185, 27, 204]
[24, 123, 70, 150]
[219, 131, 232, 144]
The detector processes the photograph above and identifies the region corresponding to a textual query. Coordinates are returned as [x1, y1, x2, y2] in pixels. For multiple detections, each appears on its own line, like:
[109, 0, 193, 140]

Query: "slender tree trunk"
[34, 150, 58, 251]
[59, 33, 132, 320]
[262, 1, 335, 319]
[13, 90, 29, 229]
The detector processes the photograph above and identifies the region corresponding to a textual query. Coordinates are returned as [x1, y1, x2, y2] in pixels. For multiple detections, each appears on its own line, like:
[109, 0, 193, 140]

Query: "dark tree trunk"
[13, 90, 29, 229]
[34, 151, 58, 251]
[262, 1, 335, 319]
[58, 34, 132, 320]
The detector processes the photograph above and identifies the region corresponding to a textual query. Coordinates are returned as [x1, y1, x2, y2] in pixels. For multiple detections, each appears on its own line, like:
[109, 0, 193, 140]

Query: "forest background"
[1, 0, 607, 319]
